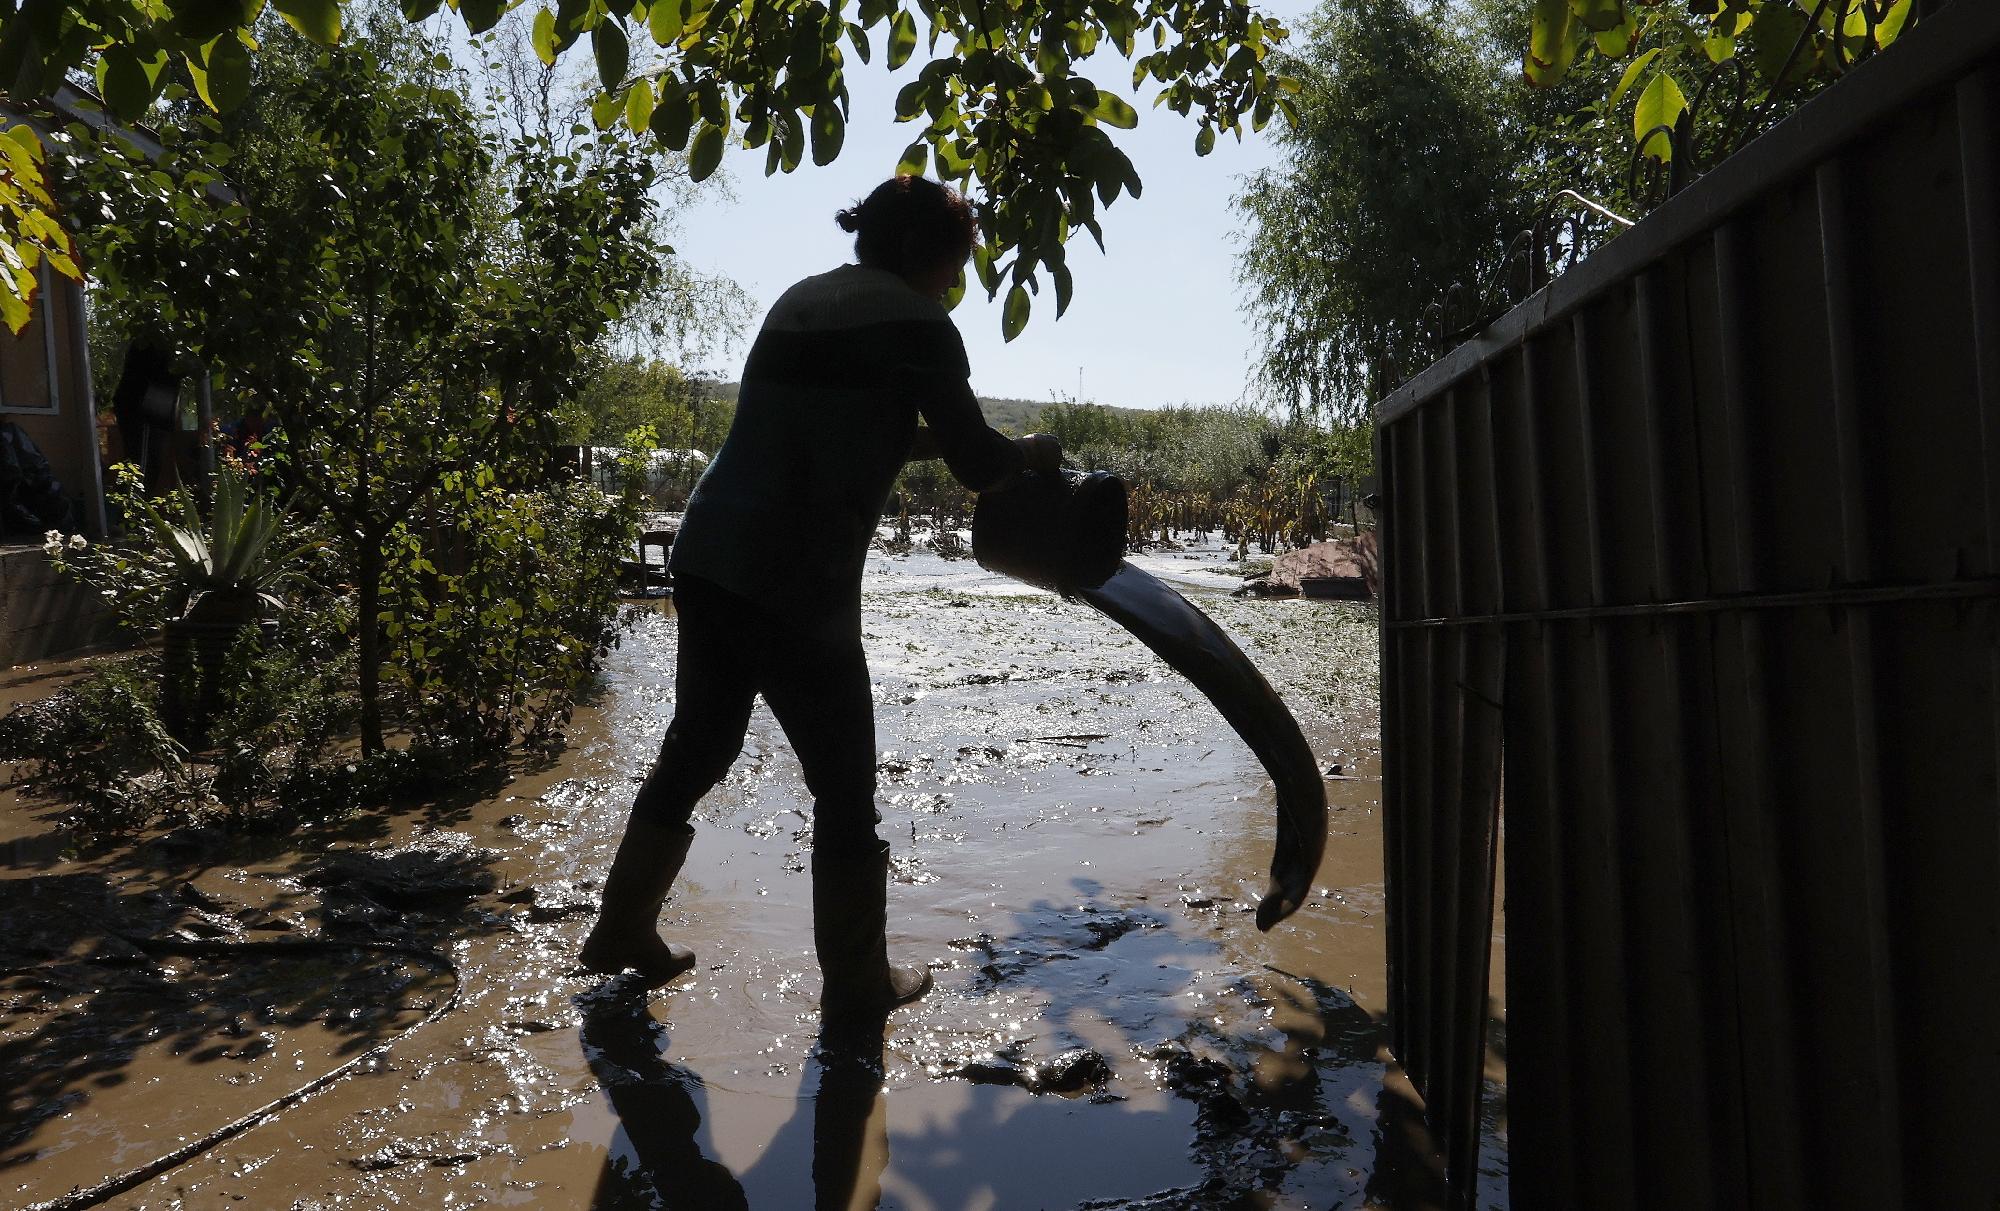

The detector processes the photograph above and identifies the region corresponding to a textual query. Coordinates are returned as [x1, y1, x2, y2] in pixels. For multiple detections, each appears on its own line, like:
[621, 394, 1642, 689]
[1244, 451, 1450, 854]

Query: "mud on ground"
[0, 541, 1506, 1210]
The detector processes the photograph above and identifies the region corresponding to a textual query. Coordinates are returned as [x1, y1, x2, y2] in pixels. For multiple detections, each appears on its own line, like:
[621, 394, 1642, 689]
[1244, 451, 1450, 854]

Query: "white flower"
[43, 529, 59, 545]
[41, 540, 60, 556]
[66, 534, 86, 551]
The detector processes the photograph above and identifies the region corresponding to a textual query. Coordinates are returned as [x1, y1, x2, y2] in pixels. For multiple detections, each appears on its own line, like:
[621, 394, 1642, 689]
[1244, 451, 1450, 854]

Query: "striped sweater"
[668, 263, 1021, 627]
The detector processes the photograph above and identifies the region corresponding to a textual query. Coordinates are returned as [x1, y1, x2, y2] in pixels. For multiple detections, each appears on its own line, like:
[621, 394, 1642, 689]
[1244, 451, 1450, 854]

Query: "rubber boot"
[579, 817, 699, 988]
[812, 839, 932, 1023]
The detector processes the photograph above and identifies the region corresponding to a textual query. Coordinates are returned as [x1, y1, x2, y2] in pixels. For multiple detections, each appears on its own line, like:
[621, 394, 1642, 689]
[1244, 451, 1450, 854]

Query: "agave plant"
[139, 466, 320, 623]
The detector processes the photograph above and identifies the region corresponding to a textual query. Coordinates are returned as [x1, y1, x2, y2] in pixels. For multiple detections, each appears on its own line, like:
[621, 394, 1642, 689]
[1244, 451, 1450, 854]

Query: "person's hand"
[1015, 433, 1062, 474]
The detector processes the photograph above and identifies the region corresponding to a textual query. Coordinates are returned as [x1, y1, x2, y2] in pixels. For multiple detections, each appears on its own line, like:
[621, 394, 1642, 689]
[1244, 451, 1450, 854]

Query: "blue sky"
[666, 0, 1313, 411]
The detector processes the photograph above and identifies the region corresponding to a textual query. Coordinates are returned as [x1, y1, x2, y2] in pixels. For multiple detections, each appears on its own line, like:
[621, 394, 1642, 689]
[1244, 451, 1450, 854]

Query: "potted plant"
[145, 467, 318, 746]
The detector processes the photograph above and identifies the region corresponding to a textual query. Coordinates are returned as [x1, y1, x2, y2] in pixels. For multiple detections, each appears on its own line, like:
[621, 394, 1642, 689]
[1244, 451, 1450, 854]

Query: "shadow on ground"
[0, 791, 519, 1186]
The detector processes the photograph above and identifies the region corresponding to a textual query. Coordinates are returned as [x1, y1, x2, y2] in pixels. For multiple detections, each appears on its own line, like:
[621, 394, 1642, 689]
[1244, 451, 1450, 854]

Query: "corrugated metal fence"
[1375, 3, 2000, 1206]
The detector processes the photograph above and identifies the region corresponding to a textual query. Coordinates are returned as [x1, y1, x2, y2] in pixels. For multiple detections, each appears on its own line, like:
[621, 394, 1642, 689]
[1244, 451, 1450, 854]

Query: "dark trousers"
[634, 576, 880, 856]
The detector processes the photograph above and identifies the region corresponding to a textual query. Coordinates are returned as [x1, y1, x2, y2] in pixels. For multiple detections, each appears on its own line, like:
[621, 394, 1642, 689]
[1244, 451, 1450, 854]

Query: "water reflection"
[580, 985, 748, 1210]
[579, 982, 893, 1211]
[797, 1034, 891, 1211]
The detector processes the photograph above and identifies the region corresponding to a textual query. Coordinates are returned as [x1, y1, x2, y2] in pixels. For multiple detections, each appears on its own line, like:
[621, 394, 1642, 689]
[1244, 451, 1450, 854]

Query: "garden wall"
[0, 545, 113, 666]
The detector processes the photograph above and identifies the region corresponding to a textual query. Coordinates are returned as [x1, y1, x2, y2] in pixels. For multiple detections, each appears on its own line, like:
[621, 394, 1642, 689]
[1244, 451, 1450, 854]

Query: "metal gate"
[1376, 3, 2000, 1205]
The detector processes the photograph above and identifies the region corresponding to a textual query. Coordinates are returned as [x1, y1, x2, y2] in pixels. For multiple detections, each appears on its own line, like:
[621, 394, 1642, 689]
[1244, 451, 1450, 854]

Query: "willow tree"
[2, 0, 1294, 338]
[1235, 0, 1524, 423]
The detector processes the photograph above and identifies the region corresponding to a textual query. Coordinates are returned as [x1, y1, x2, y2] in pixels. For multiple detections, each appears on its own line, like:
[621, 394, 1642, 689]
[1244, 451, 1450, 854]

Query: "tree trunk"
[356, 540, 386, 755]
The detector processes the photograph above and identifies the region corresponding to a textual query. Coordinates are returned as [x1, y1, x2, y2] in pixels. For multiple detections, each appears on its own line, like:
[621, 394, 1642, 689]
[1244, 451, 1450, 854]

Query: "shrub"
[0, 657, 195, 828]
[18, 455, 644, 830]
[384, 471, 642, 756]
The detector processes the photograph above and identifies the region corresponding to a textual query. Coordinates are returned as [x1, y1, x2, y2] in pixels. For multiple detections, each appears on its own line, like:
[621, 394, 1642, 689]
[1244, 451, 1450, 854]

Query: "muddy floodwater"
[1, 539, 1507, 1210]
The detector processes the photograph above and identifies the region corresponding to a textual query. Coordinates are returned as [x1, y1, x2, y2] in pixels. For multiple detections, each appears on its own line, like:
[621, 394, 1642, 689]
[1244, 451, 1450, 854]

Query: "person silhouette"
[580, 175, 1059, 1021]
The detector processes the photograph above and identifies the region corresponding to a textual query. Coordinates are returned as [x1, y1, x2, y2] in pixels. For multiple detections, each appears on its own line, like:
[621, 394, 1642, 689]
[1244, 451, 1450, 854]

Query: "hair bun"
[834, 207, 860, 232]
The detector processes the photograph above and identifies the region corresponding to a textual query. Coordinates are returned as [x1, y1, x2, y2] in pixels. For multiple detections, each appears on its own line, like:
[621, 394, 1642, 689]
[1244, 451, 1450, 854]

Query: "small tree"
[562, 354, 736, 451]
[75, 22, 665, 752]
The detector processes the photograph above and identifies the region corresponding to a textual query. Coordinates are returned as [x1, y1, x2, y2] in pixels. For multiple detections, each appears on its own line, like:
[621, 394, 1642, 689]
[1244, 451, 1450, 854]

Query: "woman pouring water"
[580, 176, 1061, 1019]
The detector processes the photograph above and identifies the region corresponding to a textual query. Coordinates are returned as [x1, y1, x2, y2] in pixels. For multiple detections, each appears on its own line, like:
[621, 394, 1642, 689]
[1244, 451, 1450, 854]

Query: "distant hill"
[975, 396, 1046, 434]
[702, 384, 1150, 435]
[982, 396, 1173, 433]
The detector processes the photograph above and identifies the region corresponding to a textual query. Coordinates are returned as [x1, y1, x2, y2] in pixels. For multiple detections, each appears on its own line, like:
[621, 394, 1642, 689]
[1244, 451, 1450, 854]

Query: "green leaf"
[595, 19, 630, 91]
[271, 0, 341, 44]
[688, 122, 724, 181]
[460, 0, 507, 32]
[934, 136, 972, 176]
[1109, 145, 1141, 198]
[170, 0, 258, 42]
[1876, 0, 1913, 47]
[1565, 0, 1623, 34]
[0, 283, 27, 336]
[1633, 71, 1687, 161]
[184, 54, 213, 109]
[1524, 0, 1580, 88]
[1052, 262, 1073, 318]
[591, 91, 623, 130]
[886, 10, 917, 69]
[695, 79, 723, 124]
[1090, 92, 1138, 129]
[1002, 282, 1030, 341]
[653, 85, 694, 151]
[1252, 91, 1274, 132]
[809, 102, 844, 166]
[779, 109, 805, 171]
[1748, 3, 1814, 85]
[97, 46, 166, 121]
[532, 8, 559, 65]
[846, 21, 870, 64]
[1594, 10, 1637, 56]
[896, 138, 927, 176]
[1095, 161, 1122, 206]
[625, 75, 654, 131]
[202, 31, 253, 110]
[649, 0, 684, 43]
[1608, 46, 1660, 108]
[1194, 122, 1214, 155]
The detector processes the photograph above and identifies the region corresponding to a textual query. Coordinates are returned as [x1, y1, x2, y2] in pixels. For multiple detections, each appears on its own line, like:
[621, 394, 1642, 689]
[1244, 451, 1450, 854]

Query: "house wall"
[0, 104, 109, 541]
[0, 105, 119, 663]
[0, 270, 110, 538]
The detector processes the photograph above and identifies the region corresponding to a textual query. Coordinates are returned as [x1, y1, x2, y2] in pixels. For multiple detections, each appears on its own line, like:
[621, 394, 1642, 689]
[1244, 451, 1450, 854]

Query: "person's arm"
[909, 419, 1059, 471]
[912, 377, 1032, 491]
[899, 312, 1058, 486]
